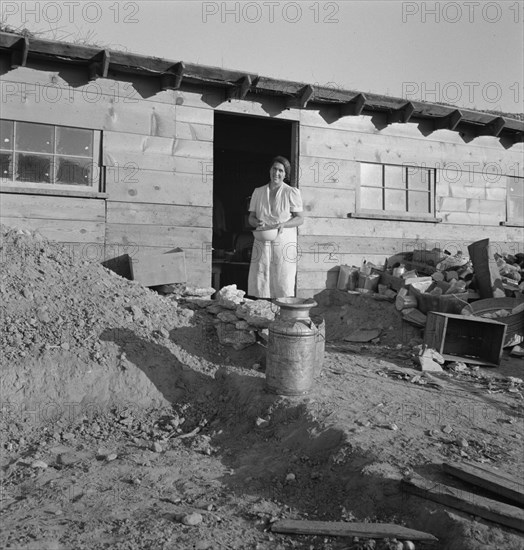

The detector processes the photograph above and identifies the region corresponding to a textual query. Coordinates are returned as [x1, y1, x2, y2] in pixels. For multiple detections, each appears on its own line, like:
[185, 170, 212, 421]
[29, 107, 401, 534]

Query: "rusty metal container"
[266, 298, 325, 395]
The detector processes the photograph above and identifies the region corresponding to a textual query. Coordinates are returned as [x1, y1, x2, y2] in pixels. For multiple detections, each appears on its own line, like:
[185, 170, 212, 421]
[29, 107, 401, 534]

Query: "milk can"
[265, 297, 325, 395]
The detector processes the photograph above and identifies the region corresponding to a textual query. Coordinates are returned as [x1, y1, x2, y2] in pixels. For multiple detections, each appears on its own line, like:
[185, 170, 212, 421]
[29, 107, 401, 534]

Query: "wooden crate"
[424, 312, 506, 367]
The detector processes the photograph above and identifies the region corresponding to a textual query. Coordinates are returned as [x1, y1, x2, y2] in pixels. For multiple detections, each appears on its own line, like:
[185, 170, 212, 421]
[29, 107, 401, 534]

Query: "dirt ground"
[1, 226, 523, 550]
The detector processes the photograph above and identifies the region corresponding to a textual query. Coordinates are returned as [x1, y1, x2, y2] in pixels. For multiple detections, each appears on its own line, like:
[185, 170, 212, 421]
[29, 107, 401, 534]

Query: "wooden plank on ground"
[443, 462, 524, 507]
[130, 248, 187, 286]
[401, 475, 524, 532]
[271, 519, 438, 541]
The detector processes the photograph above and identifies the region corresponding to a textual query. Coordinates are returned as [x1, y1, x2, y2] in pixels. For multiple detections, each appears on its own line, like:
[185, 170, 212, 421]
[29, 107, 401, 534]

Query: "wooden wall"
[1, 60, 522, 296]
[0, 62, 214, 287]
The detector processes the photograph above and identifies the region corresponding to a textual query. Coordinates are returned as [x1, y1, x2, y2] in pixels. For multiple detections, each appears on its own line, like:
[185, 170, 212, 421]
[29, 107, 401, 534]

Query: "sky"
[1, 0, 523, 113]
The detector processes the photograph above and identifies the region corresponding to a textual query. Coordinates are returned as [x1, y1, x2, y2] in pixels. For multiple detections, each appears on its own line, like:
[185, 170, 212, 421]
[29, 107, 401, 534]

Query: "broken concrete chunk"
[235, 300, 277, 328]
[216, 284, 245, 309]
[217, 310, 239, 323]
[215, 322, 256, 350]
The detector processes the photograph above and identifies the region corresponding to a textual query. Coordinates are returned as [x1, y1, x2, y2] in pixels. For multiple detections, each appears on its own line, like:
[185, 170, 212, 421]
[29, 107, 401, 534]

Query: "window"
[0, 120, 101, 191]
[358, 162, 436, 219]
[506, 176, 523, 226]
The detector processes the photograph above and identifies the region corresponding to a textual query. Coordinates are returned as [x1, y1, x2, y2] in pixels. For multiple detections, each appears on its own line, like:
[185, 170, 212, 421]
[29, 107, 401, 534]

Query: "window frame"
[355, 161, 439, 222]
[0, 119, 102, 194]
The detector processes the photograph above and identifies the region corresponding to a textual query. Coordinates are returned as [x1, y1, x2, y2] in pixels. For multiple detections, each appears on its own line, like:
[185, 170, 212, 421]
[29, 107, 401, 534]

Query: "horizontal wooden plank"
[297, 252, 387, 272]
[1, 65, 217, 110]
[300, 125, 523, 174]
[103, 150, 211, 175]
[106, 202, 211, 227]
[298, 157, 357, 189]
[297, 236, 404, 256]
[105, 169, 211, 207]
[0, 82, 179, 137]
[300, 109, 524, 153]
[213, 97, 301, 120]
[0, 193, 105, 221]
[402, 475, 524, 533]
[103, 132, 213, 160]
[297, 269, 340, 291]
[271, 519, 438, 541]
[439, 212, 504, 226]
[0, 216, 104, 243]
[106, 223, 211, 249]
[175, 121, 213, 141]
[176, 105, 214, 125]
[300, 218, 524, 251]
[301, 188, 355, 218]
[443, 462, 524, 507]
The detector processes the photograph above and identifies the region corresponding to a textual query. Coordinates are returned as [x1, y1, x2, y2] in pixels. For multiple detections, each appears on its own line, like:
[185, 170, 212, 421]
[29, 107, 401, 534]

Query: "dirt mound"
[0, 224, 211, 413]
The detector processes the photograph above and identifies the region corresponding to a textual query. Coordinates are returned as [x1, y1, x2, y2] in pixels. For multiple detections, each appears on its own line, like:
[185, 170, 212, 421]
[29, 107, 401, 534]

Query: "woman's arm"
[277, 211, 304, 231]
[248, 212, 262, 228]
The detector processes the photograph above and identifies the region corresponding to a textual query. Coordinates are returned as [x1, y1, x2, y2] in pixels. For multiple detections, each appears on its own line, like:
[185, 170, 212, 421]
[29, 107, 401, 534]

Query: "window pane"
[384, 165, 406, 190]
[385, 189, 406, 211]
[56, 157, 92, 185]
[408, 191, 430, 213]
[16, 122, 54, 153]
[57, 127, 93, 157]
[409, 167, 431, 191]
[360, 163, 383, 187]
[360, 187, 382, 210]
[16, 153, 52, 183]
[0, 152, 13, 181]
[0, 120, 14, 150]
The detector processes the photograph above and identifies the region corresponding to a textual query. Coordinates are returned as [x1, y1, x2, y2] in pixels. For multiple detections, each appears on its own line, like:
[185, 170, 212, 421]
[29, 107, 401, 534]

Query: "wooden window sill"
[0, 186, 107, 199]
[349, 212, 442, 223]
[499, 221, 524, 228]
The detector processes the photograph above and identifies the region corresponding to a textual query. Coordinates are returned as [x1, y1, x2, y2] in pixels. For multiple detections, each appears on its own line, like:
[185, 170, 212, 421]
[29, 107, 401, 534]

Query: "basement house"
[0, 31, 523, 297]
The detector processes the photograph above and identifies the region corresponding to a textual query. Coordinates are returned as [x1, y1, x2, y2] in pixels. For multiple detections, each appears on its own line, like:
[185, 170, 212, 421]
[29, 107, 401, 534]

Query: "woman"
[247, 156, 304, 298]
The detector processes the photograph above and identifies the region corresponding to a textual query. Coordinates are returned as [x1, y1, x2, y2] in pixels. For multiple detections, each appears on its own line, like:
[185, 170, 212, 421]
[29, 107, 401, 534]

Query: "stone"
[106, 453, 118, 461]
[442, 425, 453, 434]
[151, 441, 163, 453]
[159, 327, 170, 338]
[448, 361, 468, 372]
[180, 512, 203, 526]
[31, 460, 48, 469]
[285, 473, 296, 483]
[57, 452, 83, 466]
[255, 417, 269, 428]
[217, 311, 239, 323]
[417, 355, 443, 372]
[235, 300, 277, 328]
[216, 285, 245, 309]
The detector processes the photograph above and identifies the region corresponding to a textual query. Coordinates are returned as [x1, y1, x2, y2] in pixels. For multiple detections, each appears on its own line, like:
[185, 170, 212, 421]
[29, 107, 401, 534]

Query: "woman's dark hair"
[270, 156, 291, 182]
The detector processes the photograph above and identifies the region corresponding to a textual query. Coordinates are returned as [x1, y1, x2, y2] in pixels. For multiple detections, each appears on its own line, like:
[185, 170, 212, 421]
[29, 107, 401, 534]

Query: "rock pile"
[205, 285, 278, 350]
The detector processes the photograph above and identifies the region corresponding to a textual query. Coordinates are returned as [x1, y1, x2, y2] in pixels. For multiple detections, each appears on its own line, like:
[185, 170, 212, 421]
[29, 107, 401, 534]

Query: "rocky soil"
[1, 225, 523, 550]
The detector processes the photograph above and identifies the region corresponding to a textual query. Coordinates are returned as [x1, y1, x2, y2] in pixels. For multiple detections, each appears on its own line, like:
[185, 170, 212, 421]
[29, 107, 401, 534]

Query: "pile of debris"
[337, 239, 524, 355]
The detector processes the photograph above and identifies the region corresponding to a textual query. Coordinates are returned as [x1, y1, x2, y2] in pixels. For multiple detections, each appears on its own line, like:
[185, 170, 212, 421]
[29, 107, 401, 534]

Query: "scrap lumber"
[443, 462, 524, 508]
[130, 248, 186, 287]
[401, 475, 524, 532]
[270, 519, 438, 541]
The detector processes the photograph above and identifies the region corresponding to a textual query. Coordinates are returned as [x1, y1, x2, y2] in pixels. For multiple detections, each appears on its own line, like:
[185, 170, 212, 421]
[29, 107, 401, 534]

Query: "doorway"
[212, 112, 297, 293]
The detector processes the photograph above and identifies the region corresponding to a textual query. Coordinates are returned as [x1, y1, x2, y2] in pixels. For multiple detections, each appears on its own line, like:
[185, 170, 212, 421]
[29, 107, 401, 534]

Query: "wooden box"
[424, 312, 506, 367]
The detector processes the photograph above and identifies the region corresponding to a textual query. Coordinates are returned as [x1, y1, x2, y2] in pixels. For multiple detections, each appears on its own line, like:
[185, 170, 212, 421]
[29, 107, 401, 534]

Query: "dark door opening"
[212, 112, 297, 293]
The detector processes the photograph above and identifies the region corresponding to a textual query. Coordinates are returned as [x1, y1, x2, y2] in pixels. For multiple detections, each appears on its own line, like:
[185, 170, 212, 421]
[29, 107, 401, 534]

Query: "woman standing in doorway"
[247, 156, 304, 298]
